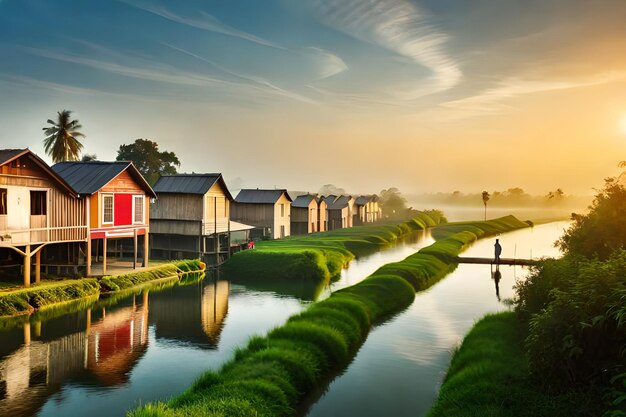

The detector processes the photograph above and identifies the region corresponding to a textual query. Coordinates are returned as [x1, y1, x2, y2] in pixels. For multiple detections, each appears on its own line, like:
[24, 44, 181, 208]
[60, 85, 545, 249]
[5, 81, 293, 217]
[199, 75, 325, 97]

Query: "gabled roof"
[52, 161, 156, 198]
[234, 189, 292, 204]
[0, 149, 78, 197]
[327, 195, 354, 210]
[153, 174, 233, 200]
[355, 195, 376, 205]
[292, 194, 317, 208]
[0, 149, 28, 166]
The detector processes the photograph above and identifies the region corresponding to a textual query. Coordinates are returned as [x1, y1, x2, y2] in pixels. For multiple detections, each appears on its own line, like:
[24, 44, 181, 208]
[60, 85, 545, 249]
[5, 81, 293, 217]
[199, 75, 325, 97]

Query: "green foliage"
[98, 265, 179, 292]
[43, 109, 85, 162]
[428, 313, 602, 417]
[515, 252, 626, 393]
[379, 187, 409, 218]
[558, 178, 626, 260]
[116, 138, 180, 186]
[0, 279, 99, 316]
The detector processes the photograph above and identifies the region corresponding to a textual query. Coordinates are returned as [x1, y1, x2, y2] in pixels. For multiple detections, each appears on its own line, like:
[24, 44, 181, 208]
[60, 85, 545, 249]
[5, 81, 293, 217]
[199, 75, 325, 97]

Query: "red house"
[53, 161, 156, 275]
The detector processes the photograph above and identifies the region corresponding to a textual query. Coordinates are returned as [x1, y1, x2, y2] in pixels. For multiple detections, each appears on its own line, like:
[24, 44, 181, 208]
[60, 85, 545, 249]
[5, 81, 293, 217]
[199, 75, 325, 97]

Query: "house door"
[280, 225, 285, 239]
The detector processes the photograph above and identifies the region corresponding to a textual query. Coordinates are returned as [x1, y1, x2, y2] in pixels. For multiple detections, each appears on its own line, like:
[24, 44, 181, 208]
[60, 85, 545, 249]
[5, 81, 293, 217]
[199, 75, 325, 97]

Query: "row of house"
[0, 149, 382, 286]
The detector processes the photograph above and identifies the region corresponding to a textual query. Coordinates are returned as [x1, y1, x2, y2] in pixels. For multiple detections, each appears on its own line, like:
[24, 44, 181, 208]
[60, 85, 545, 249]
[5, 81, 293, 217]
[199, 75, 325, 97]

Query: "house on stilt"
[0, 149, 88, 287]
[52, 161, 156, 276]
[150, 174, 253, 266]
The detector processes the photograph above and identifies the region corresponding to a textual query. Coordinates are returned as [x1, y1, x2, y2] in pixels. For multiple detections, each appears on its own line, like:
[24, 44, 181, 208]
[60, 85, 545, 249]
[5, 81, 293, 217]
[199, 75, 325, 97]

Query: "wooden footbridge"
[455, 257, 538, 266]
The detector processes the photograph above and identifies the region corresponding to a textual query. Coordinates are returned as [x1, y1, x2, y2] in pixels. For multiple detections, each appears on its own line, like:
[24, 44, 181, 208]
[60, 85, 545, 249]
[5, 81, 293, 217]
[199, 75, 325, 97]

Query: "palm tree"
[43, 110, 85, 163]
[482, 191, 490, 221]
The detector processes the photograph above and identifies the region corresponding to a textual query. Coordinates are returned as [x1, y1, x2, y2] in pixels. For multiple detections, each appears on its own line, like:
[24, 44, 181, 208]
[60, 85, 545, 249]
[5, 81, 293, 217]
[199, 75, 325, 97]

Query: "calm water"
[304, 221, 570, 417]
[0, 230, 433, 417]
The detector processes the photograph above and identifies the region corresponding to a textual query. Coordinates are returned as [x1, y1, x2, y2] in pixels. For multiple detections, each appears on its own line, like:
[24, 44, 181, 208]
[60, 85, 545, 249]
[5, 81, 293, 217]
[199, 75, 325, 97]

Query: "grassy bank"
[0, 259, 206, 317]
[427, 313, 602, 417]
[222, 211, 446, 292]
[128, 216, 528, 417]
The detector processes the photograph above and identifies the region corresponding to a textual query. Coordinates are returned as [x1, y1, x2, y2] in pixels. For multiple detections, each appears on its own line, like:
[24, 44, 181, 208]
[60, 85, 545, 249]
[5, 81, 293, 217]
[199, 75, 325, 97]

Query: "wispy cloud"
[26, 44, 318, 105]
[313, 0, 462, 99]
[442, 72, 625, 113]
[304, 47, 348, 80]
[118, 0, 285, 51]
[163, 43, 317, 104]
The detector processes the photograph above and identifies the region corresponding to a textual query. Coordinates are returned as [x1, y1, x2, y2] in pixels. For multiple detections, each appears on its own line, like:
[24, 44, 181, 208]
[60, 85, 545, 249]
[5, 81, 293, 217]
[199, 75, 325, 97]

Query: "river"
[303, 221, 570, 417]
[0, 230, 434, 417]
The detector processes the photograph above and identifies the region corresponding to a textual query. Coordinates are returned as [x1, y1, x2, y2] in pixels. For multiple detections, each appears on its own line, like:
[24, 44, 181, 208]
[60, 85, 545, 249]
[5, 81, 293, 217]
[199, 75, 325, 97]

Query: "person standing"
[494, 239, 502, 263]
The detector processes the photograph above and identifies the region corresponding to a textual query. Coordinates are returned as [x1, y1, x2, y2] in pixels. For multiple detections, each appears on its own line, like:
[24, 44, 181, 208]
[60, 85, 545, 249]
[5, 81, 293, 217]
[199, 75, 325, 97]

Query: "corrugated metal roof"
[355, 195, 374, 205]
[0, 149, 78, 196]
[153, 174, 222, 195]
[327, 195, 353, 210]
[0, 149, 28, 165]
[52, 161, 156, 197]
[292, 194, 316, 208]
[235, 189, 292, 204]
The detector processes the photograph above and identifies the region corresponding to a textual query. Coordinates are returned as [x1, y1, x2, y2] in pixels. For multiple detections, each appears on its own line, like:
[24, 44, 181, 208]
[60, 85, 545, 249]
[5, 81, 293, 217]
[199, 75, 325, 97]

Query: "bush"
[516, 252, 626, 391]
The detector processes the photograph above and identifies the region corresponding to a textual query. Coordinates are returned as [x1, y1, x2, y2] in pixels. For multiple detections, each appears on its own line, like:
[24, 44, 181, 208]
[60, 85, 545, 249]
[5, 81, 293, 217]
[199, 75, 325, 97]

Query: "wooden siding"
[101, 169, 143, 193]
[318, 200, 327, 232]
[0, 173, 87, 245]
[231, 202, 274, 229]
[273, 194, 291, 238]
[151, 194, 203, 222]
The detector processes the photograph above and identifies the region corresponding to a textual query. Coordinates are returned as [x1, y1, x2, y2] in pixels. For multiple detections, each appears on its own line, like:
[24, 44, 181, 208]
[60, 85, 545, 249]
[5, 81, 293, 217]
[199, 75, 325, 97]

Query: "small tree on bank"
[481, 191, 490, 221]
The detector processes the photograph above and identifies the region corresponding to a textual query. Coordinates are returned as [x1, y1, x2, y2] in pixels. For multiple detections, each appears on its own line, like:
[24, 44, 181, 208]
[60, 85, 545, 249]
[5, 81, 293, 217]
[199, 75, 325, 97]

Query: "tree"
[481, 191, 490, 221]
[319, 184, 346, 196]
[42, 110, 85, 163]
[116, 139, 180, 186]
[558, 177, 626, 260]
[379, 187, 408, 218]
[81, 153, 97, 162]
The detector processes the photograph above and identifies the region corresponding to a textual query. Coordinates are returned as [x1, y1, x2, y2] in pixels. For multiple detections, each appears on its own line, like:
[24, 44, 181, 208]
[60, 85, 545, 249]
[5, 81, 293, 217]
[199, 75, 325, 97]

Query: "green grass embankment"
[128, 216, 528, 417]
[222, 211, 446, 296]
[427, 313, 602, 417]
[0, 260, 205, 317]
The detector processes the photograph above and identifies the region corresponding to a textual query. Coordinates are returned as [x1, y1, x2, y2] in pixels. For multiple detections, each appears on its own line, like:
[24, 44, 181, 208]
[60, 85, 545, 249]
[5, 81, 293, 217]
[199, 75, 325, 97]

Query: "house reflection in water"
[149, 280, 229, 347]
[86, 292, 150, 385]
[0, 293, 149, 417]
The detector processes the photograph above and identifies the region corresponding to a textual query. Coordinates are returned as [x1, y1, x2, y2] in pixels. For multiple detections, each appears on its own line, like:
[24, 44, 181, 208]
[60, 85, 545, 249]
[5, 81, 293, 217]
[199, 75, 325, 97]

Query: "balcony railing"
[0, 225, 88, 246]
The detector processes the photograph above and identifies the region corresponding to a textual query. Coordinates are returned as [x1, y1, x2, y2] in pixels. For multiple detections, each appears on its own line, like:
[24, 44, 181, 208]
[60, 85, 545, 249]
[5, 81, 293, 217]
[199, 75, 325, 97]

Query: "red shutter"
[114, 194, 132, 226]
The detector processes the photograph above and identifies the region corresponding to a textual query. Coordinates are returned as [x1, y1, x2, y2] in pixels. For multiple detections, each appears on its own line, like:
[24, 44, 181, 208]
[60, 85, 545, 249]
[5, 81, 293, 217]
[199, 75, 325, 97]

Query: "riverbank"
[0, 259, 205, 317]
[427, 312, 603, 417]
[129, 216, 529, 417]
[222, 211, 446, 291]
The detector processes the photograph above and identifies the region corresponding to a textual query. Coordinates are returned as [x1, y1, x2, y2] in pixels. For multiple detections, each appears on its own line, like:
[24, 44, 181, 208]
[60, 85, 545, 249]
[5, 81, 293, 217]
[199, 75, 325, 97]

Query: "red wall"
[114, 194, 132, 226]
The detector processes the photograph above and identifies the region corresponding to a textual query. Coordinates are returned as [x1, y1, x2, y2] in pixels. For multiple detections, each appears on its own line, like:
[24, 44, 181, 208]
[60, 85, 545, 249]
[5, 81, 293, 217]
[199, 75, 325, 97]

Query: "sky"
[1, 0, 626, 197]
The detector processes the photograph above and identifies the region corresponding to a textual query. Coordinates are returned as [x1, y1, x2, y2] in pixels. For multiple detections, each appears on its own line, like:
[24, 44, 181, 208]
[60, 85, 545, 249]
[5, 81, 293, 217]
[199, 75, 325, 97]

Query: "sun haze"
[0, 1, 625, 196]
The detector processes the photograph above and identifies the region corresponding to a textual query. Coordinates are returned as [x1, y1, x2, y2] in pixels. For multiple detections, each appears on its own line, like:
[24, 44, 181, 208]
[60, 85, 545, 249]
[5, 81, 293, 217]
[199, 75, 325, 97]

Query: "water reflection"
[491, 264, 502, 301]
[0, 278, 230, 417]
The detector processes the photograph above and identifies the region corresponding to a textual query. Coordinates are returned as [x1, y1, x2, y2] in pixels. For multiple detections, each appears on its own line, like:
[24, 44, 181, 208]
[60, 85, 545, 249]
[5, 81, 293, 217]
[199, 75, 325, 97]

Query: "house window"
[0, 189, 6, 215]
[133, 195, 144, 224]
[281, 204, 285, 217]
[102, 194, 114, 224]
[30, 191, 47, 215]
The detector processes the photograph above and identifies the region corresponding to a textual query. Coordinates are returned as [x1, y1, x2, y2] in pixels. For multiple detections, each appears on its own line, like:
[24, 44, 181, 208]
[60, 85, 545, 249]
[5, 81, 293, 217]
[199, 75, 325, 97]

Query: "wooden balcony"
[0, 224, 88, 247]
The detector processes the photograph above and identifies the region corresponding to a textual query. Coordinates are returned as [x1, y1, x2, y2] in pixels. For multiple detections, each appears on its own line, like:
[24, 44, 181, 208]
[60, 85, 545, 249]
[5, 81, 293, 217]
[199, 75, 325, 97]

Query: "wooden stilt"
[143, 231, 149, 268]
[23, 245, 31, 288]
[35, 250, 41, 284]
[102, 237, 107, 275]
[86, 238, 92, 276]
[133, 229, 138, 269]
